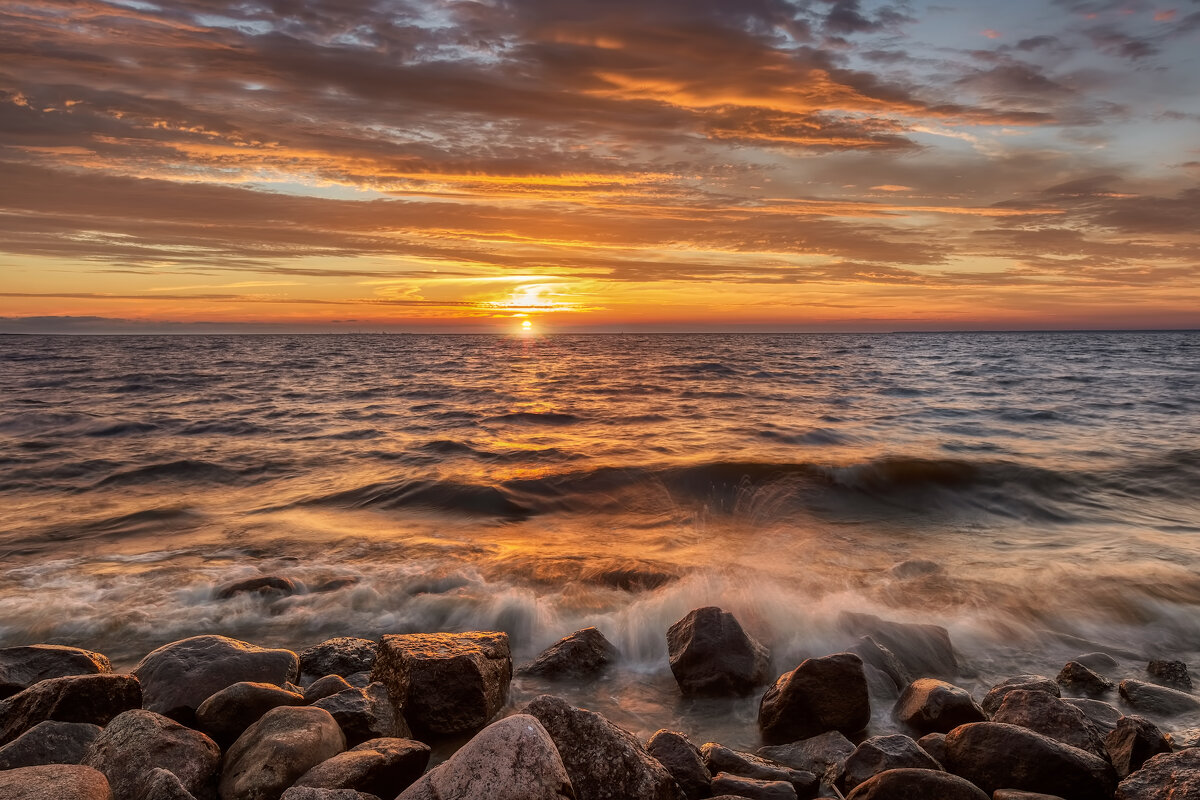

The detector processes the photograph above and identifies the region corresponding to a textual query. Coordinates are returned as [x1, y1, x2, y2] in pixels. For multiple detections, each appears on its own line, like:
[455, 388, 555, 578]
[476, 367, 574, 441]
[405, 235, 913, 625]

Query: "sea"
[2, 331, 1198, 748]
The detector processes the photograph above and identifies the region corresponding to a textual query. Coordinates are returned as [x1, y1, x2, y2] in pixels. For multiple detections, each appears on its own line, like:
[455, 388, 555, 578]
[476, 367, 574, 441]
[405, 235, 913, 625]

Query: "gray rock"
[758, 653, 870, 744]
[646, 730, 711, 800]
[0, 764, 113, 800]
[83, 709, 220, 800]
[844, 768, 988, 800]
[0, 674, 141, 746]
[893, 678, 985, 735]
[1062, 697, 1123, 732]
[701, 743, 816, 797]
[523, 694, 679, 800]
[196, 681, 306, 748]
[304, 675, 353, 704]
[915, 733, 946, 766]
[981, 675, 1060, 716]
[215, 576, 297, 600]
[1105, 715, 1171, 780]
[890, 560, 942, 579]
[370, 632, 511, 736]
[839, 613, 957, 678]
[345, 672, 371, 688]
[1115, 748, 1200, 799]
[838, 735, 942, 794]
[1056, 661, 1113, 697]
[0, 645, 112, 699]
[132, 636, 299, 724]
[294, 737, 429, 798]
[667, 608, 770, 697]
[521, 627, 619, 679]
[1119, 679, 1200, 716]
[312, 683, 408, 747]
[135, 768, 198, 800]
[395, 714, 573, 800]
[757, 730, 855, 787]
[220, 706, 347, 800]
[1147, 660, 1193, 691]
[990, 689, 1108, 758]
[300, 639, 378, 682]
[709, 773, 796, 800]
[848, 636, 913, 696]
[0, 720, 101, 769]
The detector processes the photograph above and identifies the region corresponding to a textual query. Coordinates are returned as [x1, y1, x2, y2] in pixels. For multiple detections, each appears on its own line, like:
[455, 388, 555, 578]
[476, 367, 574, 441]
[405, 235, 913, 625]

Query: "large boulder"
[293, 738, 430, 798]
[1057, 662, 1113, 696]
[667, 608, 770, 696]
[701, 743, 816, 797]
[0, 645, 112, 699]
[281, 790, 378, 800]
[990, 689, 1108, 758]
[838, 613, 957, 678]
[915, 733, 946, 765]
[941, 722, 1116, 800]
[981, 676, 1059, 716]
[521, 627, 619, 679]
[523, 694, 679, 800]
[0, 764, 113, 800]
[1105, 716, 1171, 780]
[312, 683, 407, 747]
[132, 636, 299, 724]
[304, 676, 353, 704]
[709, 773, 796, 800]
[838, 735, 943, 794]
[1118, 679, 1200, 715]
[195, 681, 306, 748]
[396, 714, 573, 800]
[848, 636, 913, 697]
[0, 720, 102, 769]
[1063, 698, 1123, 732]
[220, 706, 347, 800]
[646, 730, 711, 800]
[0, 674, 141, 745]
[300, 639, 378, 682]
[844, 768, 988, 800]
[758, 653, 870, 744]
[83, 709, 220, 800]
[893, 678, 985, 736]
[370, 632, 511, 736]
[758, 730, 855, 787]
[1115, 748, 1200, 799]
[135, 767, 200, 800]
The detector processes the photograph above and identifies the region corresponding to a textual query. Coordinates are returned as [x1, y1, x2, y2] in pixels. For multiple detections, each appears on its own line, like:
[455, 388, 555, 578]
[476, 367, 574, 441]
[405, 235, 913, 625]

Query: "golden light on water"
[522, 320, 533, 331]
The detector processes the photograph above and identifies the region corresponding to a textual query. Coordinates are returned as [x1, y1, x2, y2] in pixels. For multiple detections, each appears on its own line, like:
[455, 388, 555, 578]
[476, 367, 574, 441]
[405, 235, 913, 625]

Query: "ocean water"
[2, 331, 1199, 747]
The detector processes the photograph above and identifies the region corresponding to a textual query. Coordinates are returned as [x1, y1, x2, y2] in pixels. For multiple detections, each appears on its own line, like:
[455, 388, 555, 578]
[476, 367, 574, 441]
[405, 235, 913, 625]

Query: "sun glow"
[521, 320, 533, 333]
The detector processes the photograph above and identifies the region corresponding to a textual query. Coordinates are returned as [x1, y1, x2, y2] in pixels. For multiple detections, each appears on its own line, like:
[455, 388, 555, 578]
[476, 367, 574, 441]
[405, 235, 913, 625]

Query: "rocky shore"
[1, 604, 1198, 800]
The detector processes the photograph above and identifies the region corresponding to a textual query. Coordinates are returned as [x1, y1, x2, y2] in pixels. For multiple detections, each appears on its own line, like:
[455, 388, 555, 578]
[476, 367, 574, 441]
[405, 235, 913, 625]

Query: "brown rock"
[839, 613, 957, 678]
[646, 730, 711, 800]
[980, 676, 1059, 716]
[990, 689, 1108, 758]
[83, 709, 220, 800]
[1115, 748, 1200, 799]
[1146, 660, 1193, 691]
[667, 608, 770, 697]
[844, 768, 988, 800]
[1057, 662, 1113, 697]
[521, 627, 619, 679]
[1105, 715, 1171, 780]
[0, 674, 141, 746]
[701, 742, 816, 797]
[220, 706, 347, 800]
[312, 683, 408, 747]
[838, 735, 942, 794]
[135, 768, 199, 800]
[294, 737, 430, 798]
[758, 653, 870, 744]
[0, 720, 101, 769]
[758, 731, 855, 787]
[195, 681, 306, 748]
[1119, 679, 1200, 716]
[0, 645, 112, 699]
[300, 639, 378, 682]
[894, 678, 985, 735]
[304, 675, 353, 704]
[709, 773, 796, 800]
[0, 764, 113, 800]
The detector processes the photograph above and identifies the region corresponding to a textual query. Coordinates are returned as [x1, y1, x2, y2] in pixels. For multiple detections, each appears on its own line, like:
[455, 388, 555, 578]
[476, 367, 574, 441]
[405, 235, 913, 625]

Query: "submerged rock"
[838, 734, 943, 794]
[293, 737, 430, 798]
[0, 720, 101, 769]
[701, 742, 817, 797]
[520, 627, 619, 679]
[848, 636, 913, 697]
[990, 689, 1108, 758]
[758, 730, 855, 787]
[1119, 679, 1200, 716]
[844, 768, 988, 800]
[758, 653, 870, 744]
[1105, 715, 1171, 780]
[1057, 661, 1114, 697]
[0, 764, 113, 800]
[709, 773, 796, 800]
[1074, 652, 1121, 673]
[215, 576, 297, 600]
[195, 681, 306, 748]
[893, 678, 985, 736]
[0, 673, 141, 746]
[0, 645, 112, 699]
[300, 639, 378, 682]
[220, 706, 346, 800]
[839, 613, 957, 678]
[83, 709, 220, 800]
[1115, 748, 1200, 799]
[667, 607, 771, 697]
[1146, 660, 1193, 691]
[646, 730, 711, 800]
[981, 675, 1060, 716]
[312, 683, 409, 747]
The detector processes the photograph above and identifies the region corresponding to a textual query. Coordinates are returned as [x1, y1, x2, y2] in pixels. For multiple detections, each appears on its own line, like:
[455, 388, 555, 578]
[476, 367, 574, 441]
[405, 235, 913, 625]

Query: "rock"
[293, 737, 430, 798]
[646, 730, 711, 800]
[1119, 679, 1200, 715]
[1062, 698, 1123, 732]
[312, 683, 408, 747]
[839, 613, 957, 678]
[0, 764, 113, 800]
[941, 722, 1116, 800]
[1074, 653, 1121, 673]
[344, 672, 371, 688]
[0, 720, 101, 769]
[0, 674, 141, 746]
[758, 653, 870, 744]
[220, 706, 347, 800]
[890, 559, 942, 579]
[282, 790, 379, 800]
[1115, 748, 1200, 799]
[1105, 715, 1171, 779]
[300, 639, 378, 682]
[83, 709, 220, 800]
[304, 675, 353, 704]
[915, 733, 946, 765]
[990, 689, 1108, 758]
[893, 678, 985, 736]
[758, 730, 855, 787]
[844, 768, 988, 800]
[838, 735, 943, 794]
[370, 632, 511, 736]
[311, 577, 362, 594]
[666, 608, 770, 697]
[701, 743, 817, 796]
[1057, 662, 1114, 696]
[521, 627, 619, 679]
[981, 676, 1060, 716]
[1146, 660, 1193, 691]
[848, 636, 913, 696]
[132, 636, 299, 724]
[523, 694, 678, 800]
[992, 792, 1066, 800]
[216, 576, 297, 600]
[709, 773, 796, 800]
[395, 714, 572, 800]
[0, 645, 112, 699]
[195, 681, 306, 748]
[136, 767, 199, 800]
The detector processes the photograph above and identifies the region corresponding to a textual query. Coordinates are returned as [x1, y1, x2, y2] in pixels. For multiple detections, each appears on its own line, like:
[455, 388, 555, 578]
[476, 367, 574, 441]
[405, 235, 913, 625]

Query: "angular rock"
[0, 720, 101, 769]
[941, 722, 1116, 800]
[758, 730, 855, 787]
[839, 613, 957, 678]
[0, 764, 113, 800]
[990, 689, 1108, 758]
[294, 737, 429, 798]
[370, 632, 511, 736]
[216, 576, 297, 600]
[0, 674, 141, 746]
[981, 675, 1060, 716]
[0, 645, 112, 699]
[1062, 698, 1123, 732]
[282, 790, 379, 800]
[1105, 715, 1171, 780]
[702, 742, 817, 797]
[521, 627, 619, 679]
[1115, 748, 1200, 799]
[710, 773, 796, 800]
[132, 635, 299, 724]
[1057, 662, 1113, 697]
[83, 709, 219, 800]
[915, 733, 946, 766]
[312, 683, 408, 747]
[646, 729, 711, 800]
[838, 734, 942, 794]
[893, 678, 985, 736]
[523, 694, 678, 800]
[1119, 679, 1200, 716]
[220, 706, 346, 800]
[135, 767, 198, 800]
[1146, 660, 1193, 691]
[666, 608, 770, 697]
[844, 768, 988, 800]
[848, 636, 913, 696]
[195, 681, 306, 748]
[304, 675, 353, 704]
[345, 672, 371, 688]
[300, 639, 378, 682]
[758, 653, 870, 744]
[396, 714, 573, 800]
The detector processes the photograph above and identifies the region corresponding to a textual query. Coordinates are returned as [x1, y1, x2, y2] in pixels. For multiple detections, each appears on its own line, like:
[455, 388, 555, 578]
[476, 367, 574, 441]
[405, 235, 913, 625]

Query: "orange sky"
[2, 0, 1199, 332]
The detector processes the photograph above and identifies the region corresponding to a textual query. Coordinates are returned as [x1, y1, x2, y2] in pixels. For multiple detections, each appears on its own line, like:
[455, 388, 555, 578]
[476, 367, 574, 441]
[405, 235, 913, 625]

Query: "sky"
[1, 0, 1199, 333]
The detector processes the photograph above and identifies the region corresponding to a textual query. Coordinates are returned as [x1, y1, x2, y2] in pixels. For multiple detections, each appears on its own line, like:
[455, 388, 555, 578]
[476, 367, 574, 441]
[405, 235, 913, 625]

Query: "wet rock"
[293, 737, 430, 798]
[848, 636, 913, 696]
[1062, 698, 1123, 732]
[345, 672, 371, 688]
[135, 767, 198, 800]
[916, 733, 946, 765]
[395, 714, 573, 800]
[667, 608, 771, 697]
[220, 706, 346, 800]
[1119, 679, 1200, 716]
[311, 577, 362, 594]
[300, 639, 378, 682]
[992, 792, 1066, 800]
[0, 674, 141, 746]
[890, 559, 941, 579]
[844, 768, 988, 800]
[1146, 660, 1193, 691]
[0, 764, 113, 800]
[83, 709, 220, 800]
[523, 694, 678, 800]
[132, 636, 299, 724]
[701, 743, 817, 797]
[893, 678, 985, 736]
[980, 676, 1060, 716]
[1057, 661, 1114, 696]
[282, 790, 379, 800]
[646, 729, 711, 800]
[1115, 748, 1200, 799]
[371, 631, 511, 736]
[990, 689, 1108, 758]
[304, 675, 353, 704]
[216, 576, 297, 600]
[312, 683, 408, 747]
[941, 722, 1116, 800]
[709, 773, 796, 800]
[1074, 653, 1121, 673]
[0, 645, 112, 699]
[0, 720, 101, 769]
[839, 613, 957, 678]
[758, 653, 870, 744]
[838, 734, 943, 794]
[757, 730, 855, 787]
[1105, 715, 1171, 779]
[195, 681, 306, 748]
[520, 627, 619, 679]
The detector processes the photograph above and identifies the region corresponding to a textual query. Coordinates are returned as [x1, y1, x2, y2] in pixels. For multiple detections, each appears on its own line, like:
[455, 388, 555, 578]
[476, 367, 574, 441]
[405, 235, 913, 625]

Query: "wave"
[485, 411, 583, 426]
